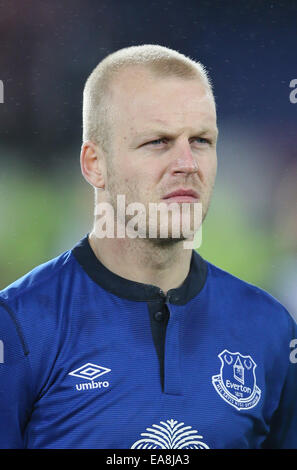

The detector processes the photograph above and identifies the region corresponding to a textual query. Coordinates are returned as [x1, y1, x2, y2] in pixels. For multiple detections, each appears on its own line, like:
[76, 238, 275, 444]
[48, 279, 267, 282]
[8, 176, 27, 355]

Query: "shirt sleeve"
[0, 301, 34, 448]
[262, 314, 297, 449]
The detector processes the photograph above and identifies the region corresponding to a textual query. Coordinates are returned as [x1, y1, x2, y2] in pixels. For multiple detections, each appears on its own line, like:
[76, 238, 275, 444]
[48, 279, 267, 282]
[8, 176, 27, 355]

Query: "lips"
[162, 188, 199, 202]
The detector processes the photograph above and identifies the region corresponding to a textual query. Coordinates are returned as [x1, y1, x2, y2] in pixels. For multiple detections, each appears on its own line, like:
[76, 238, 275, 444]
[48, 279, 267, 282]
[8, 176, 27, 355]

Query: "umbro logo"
[69, 363, 111, 392]
[69, 363, 111, 381]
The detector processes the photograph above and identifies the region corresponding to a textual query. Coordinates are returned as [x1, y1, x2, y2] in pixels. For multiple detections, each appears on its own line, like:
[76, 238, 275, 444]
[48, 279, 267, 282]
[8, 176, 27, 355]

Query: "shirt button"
[154, 311, 164, 322]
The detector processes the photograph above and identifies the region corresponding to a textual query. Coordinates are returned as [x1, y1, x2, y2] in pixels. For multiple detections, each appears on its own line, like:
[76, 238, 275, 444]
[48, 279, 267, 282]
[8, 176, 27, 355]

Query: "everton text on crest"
[212, 350, 261, 411]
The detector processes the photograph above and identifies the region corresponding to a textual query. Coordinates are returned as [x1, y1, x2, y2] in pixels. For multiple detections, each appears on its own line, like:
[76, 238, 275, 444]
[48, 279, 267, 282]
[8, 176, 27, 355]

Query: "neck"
[88, 231, 193, 295]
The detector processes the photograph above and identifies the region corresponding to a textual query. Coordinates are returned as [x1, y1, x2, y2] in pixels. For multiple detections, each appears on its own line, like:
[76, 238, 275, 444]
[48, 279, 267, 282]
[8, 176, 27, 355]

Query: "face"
[101, 66, 218, 242]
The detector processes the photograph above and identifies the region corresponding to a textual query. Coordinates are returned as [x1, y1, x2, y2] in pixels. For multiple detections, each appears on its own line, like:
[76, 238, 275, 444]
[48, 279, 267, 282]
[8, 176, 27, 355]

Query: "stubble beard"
[104, 160, 215, 246]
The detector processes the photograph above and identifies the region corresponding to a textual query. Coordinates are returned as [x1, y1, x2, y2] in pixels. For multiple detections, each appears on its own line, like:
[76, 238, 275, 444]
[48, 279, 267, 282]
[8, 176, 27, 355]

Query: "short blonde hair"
[82, 44, 214, 152]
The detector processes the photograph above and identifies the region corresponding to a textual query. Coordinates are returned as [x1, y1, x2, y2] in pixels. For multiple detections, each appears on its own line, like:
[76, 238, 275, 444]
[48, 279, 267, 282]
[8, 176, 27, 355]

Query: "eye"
[193, 137, 210, 145]
[145, 138, 167, 146]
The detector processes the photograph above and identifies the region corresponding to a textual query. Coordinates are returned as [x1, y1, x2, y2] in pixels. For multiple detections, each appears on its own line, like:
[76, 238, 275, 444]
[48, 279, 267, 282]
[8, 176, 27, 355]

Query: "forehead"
[109, 67, 217, 137]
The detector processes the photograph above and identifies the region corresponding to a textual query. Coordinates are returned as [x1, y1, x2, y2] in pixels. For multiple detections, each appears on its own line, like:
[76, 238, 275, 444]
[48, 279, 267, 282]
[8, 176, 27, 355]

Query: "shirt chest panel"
[26, 307, 268, 449]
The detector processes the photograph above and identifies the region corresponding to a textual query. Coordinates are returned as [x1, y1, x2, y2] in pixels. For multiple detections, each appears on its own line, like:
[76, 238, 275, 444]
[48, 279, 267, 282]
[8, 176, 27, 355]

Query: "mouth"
[162, 188, 200, 203]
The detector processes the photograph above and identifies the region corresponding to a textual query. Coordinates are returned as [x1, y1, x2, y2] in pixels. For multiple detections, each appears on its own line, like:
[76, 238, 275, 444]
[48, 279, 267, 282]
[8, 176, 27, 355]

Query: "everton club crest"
[212, 350, 261, 411]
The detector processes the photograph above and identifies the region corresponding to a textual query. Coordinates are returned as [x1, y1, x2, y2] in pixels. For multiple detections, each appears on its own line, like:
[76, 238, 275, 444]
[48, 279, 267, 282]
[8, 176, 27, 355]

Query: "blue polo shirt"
[0, 234, 296, 449]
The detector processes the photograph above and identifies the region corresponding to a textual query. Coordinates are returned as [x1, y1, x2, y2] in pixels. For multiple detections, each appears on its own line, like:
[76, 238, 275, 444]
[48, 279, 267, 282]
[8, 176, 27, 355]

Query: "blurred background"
[0, 0, 296, 319]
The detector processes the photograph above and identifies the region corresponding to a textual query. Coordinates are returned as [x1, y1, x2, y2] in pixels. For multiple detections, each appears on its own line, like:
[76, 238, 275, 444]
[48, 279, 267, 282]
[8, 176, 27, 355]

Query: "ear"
[80, 140, 106, 189]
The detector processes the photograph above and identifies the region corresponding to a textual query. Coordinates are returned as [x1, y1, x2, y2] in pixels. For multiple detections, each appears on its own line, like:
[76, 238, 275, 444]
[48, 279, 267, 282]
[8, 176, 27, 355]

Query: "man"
[0, 45, 296, 449]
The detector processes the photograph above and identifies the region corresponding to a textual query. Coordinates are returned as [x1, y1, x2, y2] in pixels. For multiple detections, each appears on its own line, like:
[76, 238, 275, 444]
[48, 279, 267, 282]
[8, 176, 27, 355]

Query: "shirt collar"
[72, 234, 207, 305]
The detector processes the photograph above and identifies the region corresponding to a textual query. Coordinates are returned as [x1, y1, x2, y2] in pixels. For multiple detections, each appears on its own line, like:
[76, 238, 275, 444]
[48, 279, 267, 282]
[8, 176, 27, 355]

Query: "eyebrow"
[133, 127, 218, 141]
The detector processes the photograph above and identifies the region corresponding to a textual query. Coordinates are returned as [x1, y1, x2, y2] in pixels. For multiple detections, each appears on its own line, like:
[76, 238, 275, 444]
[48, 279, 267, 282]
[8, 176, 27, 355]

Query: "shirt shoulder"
[0, 246, 82, 349]
[0, 247, 83, 398]
[0, 248, 75, 305]
[205, 260, 296, 333]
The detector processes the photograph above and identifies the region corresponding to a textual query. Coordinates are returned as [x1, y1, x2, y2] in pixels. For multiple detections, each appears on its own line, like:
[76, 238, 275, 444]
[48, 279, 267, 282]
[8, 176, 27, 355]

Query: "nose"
[170, 140, 198, 175]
